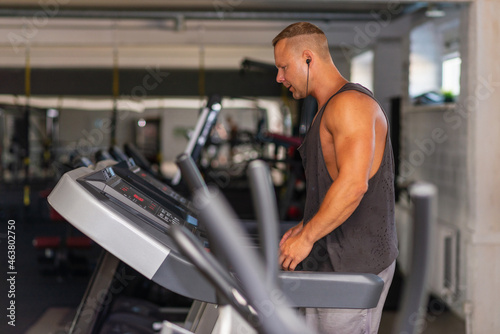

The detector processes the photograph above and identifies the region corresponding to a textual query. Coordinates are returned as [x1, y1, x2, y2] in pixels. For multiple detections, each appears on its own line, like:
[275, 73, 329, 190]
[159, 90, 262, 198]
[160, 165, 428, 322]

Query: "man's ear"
[303, 50, 313, 65]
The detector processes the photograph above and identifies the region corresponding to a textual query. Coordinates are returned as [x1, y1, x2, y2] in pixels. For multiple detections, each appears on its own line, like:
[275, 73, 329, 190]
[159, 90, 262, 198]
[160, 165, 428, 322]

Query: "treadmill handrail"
[170, 224, 260, 327]
[193, 186, 314, 334]
[175, 153, 209, 196]
[247, 160, 281, 288]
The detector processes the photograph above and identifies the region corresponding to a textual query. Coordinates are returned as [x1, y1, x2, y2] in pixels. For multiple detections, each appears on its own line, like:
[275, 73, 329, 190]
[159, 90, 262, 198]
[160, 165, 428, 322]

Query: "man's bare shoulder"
[322, 90, 380, 131]
[326, 89, 380, 113]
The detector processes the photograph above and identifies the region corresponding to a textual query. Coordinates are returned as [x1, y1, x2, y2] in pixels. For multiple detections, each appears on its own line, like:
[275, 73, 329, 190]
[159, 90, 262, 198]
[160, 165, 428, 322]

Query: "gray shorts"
[302, 260, 396, 334]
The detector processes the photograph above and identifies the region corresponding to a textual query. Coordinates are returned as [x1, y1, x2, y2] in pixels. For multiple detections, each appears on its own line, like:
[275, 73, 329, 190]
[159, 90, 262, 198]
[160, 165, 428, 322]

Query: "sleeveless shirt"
[297, 83, 398, 275]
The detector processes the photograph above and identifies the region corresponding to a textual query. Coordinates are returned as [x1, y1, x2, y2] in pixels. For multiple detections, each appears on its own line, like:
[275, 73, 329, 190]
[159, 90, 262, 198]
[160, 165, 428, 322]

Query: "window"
[409, 22, 441, 98]
[351, 50, 374, 92]
[442, 52, 461, 97]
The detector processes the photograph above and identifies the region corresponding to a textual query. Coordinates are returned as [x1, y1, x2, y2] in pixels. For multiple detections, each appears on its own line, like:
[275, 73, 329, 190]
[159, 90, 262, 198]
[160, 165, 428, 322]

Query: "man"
[274, 22, 398, 333]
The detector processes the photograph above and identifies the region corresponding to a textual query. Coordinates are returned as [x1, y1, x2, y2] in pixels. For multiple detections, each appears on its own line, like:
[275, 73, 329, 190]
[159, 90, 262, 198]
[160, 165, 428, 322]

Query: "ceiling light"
[426, 5, 445, 18]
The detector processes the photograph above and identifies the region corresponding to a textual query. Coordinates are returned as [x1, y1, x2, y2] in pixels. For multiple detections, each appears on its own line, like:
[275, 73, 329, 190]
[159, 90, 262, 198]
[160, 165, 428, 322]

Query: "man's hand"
[279, 222, 313, 271]
[279, 221, 303, 247]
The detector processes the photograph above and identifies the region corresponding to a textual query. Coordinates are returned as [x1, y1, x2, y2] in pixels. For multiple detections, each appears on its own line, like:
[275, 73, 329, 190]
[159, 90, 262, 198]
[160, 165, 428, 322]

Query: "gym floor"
[1, 183, 466, 334]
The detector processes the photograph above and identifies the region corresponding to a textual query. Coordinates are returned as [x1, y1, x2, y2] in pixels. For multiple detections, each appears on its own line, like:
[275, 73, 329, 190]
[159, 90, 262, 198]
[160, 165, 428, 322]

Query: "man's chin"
[286, 86, 303, 100]
[292, 91, 303, 100]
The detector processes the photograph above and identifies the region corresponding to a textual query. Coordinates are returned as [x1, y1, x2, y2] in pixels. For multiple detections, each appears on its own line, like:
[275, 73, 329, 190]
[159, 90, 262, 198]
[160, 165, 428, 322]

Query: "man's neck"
[311, 64, 348, 108]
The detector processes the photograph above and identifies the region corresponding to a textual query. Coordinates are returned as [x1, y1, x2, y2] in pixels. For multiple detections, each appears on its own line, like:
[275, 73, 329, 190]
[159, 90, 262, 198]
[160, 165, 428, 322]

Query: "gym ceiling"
[0, 1, 466, 97]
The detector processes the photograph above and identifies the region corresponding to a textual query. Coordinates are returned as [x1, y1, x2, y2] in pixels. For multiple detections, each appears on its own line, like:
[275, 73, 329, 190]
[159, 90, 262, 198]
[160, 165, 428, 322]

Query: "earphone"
[305, 58, 311, 96]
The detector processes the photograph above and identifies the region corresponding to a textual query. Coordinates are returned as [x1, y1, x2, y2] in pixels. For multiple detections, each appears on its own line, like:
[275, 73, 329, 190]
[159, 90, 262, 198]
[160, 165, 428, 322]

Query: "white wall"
[399, 7, 470, 321]
[399, 103, 468, 311]
[160, 107, 201, 162]
[58, 108, 113, 158]
[351, 50, 374, 92]
[373, 37, 404, 117]
[463, 0, 500, 332]
[397, 2, 500, 333]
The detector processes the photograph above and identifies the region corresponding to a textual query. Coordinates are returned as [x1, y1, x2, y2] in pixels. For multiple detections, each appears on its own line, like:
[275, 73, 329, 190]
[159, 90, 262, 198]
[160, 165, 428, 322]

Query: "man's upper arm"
[324, 92, 378, 186]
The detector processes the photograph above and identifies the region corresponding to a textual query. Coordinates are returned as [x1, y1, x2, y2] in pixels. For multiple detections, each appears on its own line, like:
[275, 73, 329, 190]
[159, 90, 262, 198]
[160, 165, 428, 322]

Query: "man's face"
[274, 39, 307, 100]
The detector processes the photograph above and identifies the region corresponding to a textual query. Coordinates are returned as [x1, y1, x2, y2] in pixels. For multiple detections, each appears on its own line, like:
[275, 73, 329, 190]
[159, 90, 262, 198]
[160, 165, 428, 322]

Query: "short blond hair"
[272, 22, 330, 60]
[272, 22, 325, 47]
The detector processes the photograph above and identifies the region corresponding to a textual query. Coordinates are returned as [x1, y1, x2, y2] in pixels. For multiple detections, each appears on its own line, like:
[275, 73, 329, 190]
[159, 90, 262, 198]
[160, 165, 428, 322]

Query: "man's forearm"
[301, 176, 367, 244]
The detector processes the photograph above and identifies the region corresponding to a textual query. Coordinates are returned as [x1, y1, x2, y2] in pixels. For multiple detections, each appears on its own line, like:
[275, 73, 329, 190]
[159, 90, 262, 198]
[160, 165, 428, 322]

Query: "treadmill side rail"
[279, 271, 383, 308]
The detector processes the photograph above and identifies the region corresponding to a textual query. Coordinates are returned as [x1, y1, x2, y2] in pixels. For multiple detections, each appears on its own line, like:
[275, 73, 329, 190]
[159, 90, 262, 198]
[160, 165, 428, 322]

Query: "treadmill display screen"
[135, 170, 190, 207]
[111, 179, 182, 226]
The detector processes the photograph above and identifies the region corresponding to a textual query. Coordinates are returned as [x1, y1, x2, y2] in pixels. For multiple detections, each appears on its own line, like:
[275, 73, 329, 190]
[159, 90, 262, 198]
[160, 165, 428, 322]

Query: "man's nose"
[276, 70, 284, 83]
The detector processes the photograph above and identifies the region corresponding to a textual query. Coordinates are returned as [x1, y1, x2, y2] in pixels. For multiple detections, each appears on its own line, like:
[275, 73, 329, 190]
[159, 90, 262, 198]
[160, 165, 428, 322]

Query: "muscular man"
[273, 22, 398, 333]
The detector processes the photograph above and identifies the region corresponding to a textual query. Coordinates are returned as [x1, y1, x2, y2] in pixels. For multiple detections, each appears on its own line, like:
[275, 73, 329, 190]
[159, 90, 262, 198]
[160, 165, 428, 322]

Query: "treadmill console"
[128, 164, 195, 212]
[80, 166, 202, 240]
[111, 179, 184, 226]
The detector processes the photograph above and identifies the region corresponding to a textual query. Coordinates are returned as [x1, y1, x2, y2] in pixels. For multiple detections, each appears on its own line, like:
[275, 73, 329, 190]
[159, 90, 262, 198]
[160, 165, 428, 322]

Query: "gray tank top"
[297, 83, 398, 274]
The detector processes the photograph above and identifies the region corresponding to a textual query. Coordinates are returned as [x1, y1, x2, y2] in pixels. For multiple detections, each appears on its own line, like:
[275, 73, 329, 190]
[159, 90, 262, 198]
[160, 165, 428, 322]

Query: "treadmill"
[48, 152, 435, 334]
[49, 163, 383, 304]
[48, 164, 384, 332]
